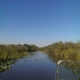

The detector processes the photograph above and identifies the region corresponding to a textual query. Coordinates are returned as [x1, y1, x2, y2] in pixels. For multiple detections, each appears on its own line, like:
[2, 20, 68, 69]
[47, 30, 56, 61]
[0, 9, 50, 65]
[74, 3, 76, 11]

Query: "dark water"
[0, 51, 56, 80]
[0, 51, 80, 80]
[57, 64, 80, 80]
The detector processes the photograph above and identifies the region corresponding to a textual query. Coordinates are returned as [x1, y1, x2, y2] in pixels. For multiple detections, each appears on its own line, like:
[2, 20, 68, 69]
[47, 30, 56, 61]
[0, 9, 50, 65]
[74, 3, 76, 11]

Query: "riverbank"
[40, 41, 80, 60]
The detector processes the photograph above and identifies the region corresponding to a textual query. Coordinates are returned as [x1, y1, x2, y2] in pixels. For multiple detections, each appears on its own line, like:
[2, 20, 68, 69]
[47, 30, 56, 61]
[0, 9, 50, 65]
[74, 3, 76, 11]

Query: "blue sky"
[0, 0, 80, 47]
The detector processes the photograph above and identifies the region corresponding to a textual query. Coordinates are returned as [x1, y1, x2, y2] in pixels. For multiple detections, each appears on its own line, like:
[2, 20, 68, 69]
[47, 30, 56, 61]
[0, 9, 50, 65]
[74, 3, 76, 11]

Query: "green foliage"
[62, 61, 80, 74]
[40, 41, 80, 60]
[41, 41, 80, 74]
[0, 44, 39, 61]
[0, 44, 39, 72]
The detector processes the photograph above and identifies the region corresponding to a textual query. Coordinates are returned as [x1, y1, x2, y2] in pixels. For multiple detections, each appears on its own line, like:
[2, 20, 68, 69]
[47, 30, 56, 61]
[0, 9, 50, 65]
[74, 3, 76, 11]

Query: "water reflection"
[0, 50, 29, 73]
[1, 51, 80, 80]
[0, 51, 56, 80]
[47, 53, 80, 80]
[0, 60, 16, 73]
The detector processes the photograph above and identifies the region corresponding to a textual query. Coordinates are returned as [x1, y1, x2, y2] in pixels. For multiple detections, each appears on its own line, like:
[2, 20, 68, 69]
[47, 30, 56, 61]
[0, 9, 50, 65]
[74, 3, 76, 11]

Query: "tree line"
[0, 44, 39, 72]
[0, 41, 80, 61]
[40, 41, 80, 74]
[40, 41, 80, 60]
[0, 44, 39, 61]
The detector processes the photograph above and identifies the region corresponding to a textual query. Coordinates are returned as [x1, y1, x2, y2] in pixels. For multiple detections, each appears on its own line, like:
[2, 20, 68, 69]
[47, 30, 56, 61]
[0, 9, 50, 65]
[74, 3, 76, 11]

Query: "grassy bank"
[0, 44, 39, 72]
[40, 41, 80, 60]
[0, 44, 39, 61]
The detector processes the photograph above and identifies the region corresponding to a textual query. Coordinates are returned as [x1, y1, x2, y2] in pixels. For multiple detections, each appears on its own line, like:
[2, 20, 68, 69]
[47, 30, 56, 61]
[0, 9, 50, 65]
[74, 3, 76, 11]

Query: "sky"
[0, 0, 80, 47]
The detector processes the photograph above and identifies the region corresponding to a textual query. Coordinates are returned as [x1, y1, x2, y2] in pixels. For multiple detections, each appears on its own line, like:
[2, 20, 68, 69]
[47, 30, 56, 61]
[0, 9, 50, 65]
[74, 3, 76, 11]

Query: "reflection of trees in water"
[0, 65, 11, 72]
[0, 44, 39, 73]
[41, 41, 80, 76]
[0, 55, 24, 73]
[62, 61, 80, 75]
[0, 52, 39, 73]
[0, 60, 16, 73]
[47, 53, 80, 74]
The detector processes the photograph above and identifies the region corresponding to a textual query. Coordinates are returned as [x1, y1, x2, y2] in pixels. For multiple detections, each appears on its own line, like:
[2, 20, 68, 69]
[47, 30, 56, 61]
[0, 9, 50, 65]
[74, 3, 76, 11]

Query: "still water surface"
[0, 51, 56, 80]
[0, 51, 80, 80]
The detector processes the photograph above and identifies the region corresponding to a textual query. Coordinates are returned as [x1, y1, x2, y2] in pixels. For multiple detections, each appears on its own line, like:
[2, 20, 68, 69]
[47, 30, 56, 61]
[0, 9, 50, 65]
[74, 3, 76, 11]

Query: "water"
[57, 62, 80, 80]
[0, 51, 80, 80]
[0, 51, 56, 80]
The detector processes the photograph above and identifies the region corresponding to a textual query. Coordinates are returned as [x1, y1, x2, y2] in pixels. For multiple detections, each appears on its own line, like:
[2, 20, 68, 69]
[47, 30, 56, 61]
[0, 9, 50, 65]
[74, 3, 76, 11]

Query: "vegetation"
[0, 44, 39, 61]
[0, 44, 39, 72]
[1, 41, 80, 74]
[62, 61, 80, 74]
[40, 41, 80, 60]
[40, 41, 80, 74]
